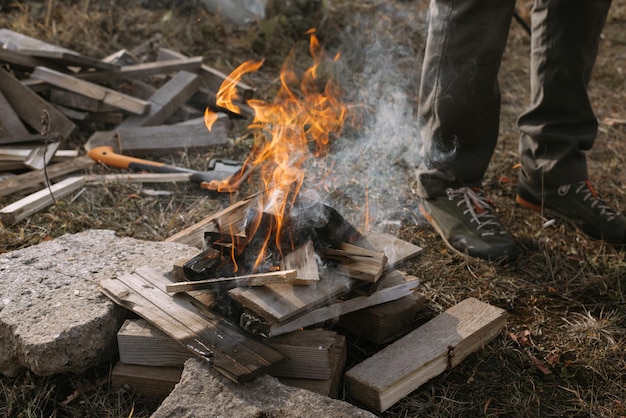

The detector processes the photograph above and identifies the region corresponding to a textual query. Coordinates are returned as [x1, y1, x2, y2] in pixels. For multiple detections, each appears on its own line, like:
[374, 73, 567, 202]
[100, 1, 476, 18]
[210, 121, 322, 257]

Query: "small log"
[322, 242, 387, 283]
[165, 270, 298, 293]
[282, 239, 320, 285]
[31, 66, 150, 115]
[345, 298, 507, 413]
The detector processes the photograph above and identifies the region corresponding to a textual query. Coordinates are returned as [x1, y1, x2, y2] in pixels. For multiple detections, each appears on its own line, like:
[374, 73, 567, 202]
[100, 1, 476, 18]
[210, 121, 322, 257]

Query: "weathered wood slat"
[0, 68, 76, 139]
[0, 89, 29, 137]
[99, 266, 284, 383]
[0, 176, 85, 225]
[83, 119, 230, 155]
[117, 70, 200, 128]
[282, 239, 320, 285]
[31, 66, 150, 115]
[0, 156, 93, 198]
[345, 298, 507, 413]
[322, 242, 387, 283]
[75, 57, 204, 83]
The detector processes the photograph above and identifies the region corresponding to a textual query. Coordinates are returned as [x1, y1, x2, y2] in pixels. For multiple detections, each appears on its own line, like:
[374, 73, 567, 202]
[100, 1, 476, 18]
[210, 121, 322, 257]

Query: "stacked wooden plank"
[0, 29, 251, 224]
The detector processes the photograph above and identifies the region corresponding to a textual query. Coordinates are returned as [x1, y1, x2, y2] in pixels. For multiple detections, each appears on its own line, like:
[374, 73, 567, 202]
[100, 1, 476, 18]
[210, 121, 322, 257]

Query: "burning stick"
[165, 269, 298, 294]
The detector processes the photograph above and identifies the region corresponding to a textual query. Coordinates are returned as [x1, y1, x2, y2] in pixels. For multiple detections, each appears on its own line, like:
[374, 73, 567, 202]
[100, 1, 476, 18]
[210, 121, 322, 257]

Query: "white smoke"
[303, 3, 428, 232]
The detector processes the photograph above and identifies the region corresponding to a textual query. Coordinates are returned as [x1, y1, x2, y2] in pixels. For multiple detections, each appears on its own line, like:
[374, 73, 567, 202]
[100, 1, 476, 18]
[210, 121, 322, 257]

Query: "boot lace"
[561, 180, 622, 222]
[446, 187, 508, 237]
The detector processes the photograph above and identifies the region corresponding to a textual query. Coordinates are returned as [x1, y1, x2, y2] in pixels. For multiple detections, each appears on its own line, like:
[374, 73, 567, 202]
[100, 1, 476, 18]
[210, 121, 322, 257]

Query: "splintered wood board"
[31, 67, 150, 115]
[345, 298, 507, 413]
[229, 268, 356, 324]
[99, 266, 284, 383]
[0, 89, 29, 137]
[0, 68, 76, 139]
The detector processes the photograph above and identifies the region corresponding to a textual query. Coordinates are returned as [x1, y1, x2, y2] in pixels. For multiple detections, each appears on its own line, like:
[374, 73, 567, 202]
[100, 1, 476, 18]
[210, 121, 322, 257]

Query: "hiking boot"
[419, 187, 519, 262]
[516, 174, 626, 244]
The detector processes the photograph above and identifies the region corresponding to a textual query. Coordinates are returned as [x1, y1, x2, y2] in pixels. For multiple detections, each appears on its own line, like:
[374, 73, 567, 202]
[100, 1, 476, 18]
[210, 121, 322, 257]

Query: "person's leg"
[517, 0, 612, 185]
[415, 0, 516, 198]
[516, 0, 626, 244]
[415, 0, 519, 262]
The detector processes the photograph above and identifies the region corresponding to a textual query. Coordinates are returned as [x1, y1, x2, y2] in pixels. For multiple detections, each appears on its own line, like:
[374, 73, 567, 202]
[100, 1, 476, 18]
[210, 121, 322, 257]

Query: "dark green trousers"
[415, 0, 612, 198]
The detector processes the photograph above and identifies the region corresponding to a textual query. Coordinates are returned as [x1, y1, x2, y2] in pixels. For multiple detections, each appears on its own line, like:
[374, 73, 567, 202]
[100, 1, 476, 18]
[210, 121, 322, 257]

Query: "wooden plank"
[0, 134, 44, 146]
[345, 298, 507, 413]
[266, 329, 344, 380]
[0, 176, 85, 224]
[99, 266, 284, 383]
[117, 71, 200, 128]
[165, 270, 298, 293]
[19, 48, 119, 71]
[230, 267, 355, 325]
[83, 119, 230, 156]
[240, 271, 419, 337]
[277, 333, 346, 398]
[75, 57, 204, 83]
[338, 293, 426, 344]
[0, 89, 29, 137]
[0, 68, 76, 139]
[0, 157, 92, 198]
[0, 29, 118, 71]
[0, 47, 60, 70]
[117, 319, 344, 382]
[117, 319, 194, 367]
[111, 362, 181, 398]
[31, 66, 150, 115]
[49, 89, 119, 113]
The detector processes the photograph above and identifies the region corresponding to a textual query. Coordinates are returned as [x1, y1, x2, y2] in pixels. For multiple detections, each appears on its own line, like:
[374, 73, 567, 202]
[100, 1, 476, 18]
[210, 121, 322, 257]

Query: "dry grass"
[1, 1, 626, 417]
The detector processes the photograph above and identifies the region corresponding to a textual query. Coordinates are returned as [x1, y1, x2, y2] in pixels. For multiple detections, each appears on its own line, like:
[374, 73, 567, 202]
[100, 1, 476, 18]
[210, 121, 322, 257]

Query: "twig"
[40, 109, 58, 209]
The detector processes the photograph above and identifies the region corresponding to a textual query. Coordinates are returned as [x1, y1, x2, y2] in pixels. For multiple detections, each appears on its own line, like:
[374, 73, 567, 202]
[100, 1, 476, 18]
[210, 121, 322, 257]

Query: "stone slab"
[0, 229, 198, 377]
[151, 358, 376, 418]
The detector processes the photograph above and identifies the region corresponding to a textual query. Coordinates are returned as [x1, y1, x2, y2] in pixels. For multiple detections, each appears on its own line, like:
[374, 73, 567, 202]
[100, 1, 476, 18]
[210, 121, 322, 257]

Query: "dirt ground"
[1, 0, 625, 417]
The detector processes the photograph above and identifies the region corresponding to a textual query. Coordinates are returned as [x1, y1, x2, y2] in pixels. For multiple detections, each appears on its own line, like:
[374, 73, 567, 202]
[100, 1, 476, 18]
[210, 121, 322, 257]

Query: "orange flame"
[206, 30, 348, 270]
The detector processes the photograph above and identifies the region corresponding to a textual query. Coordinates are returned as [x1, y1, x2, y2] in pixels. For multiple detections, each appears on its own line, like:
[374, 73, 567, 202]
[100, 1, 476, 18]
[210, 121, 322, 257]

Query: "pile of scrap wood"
[0, 29, 249, 224]
[100, 197, 508, 413]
